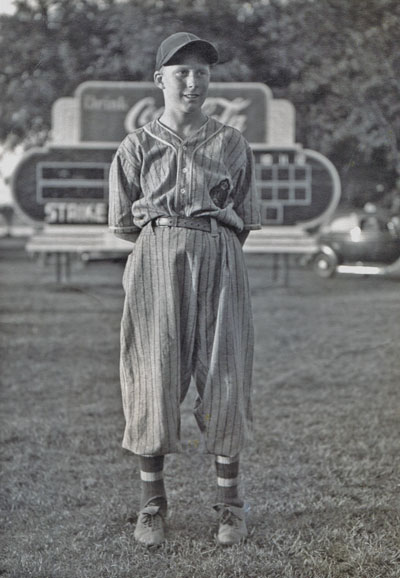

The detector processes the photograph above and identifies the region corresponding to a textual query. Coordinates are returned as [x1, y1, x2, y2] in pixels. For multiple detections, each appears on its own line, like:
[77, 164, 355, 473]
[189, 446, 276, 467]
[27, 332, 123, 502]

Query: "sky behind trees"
[0, 1, 16, 15]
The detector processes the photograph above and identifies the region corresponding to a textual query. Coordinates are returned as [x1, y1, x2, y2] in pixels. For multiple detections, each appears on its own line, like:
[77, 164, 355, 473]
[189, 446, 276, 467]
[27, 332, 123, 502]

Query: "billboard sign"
[75, 81, 272, 144]
[11, 81, 340, 228]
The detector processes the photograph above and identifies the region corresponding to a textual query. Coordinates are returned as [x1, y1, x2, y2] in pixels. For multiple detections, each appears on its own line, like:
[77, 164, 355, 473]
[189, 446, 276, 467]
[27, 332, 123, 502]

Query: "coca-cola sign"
[76, 81, 271, 144]
[123, 95, 251, 134]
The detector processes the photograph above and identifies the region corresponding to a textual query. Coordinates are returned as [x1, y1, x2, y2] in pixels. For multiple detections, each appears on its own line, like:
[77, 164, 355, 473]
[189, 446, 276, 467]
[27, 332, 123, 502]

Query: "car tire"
[313, 250, 337, 278]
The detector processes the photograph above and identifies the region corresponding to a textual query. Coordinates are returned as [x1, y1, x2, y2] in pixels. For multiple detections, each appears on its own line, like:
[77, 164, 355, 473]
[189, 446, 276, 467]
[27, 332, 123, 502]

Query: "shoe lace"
[220, 509, 240, 527]
[141, 511, 162, 530]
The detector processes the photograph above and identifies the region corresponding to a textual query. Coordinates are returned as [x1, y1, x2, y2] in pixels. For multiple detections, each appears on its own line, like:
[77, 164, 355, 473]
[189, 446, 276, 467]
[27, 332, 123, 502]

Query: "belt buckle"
[171, 216, 178, 227]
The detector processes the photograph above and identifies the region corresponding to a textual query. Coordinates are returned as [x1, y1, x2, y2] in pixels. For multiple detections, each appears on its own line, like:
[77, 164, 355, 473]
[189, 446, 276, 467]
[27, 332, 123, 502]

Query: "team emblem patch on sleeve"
[210, 179, 231, 208]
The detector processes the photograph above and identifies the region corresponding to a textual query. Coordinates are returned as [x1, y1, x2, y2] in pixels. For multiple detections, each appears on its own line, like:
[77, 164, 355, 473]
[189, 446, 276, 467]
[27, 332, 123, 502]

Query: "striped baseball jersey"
[108, 116, 261, 240]
[109, 116, 261, 457]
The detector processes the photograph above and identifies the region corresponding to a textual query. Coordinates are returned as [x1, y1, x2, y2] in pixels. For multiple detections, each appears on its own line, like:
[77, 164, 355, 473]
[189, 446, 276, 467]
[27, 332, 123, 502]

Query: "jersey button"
[182, 167, 187, 173]
[180, 188, 186, 194]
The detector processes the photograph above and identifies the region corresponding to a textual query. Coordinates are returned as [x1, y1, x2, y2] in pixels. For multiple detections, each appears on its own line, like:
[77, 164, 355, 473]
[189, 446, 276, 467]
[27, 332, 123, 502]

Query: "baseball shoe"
[213, 503, 248, 546]
[134, 499, 167, 546]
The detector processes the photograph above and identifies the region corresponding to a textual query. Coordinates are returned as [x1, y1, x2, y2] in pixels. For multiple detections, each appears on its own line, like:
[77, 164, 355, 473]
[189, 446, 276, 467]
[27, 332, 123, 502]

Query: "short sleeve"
[232, 138, 261, 230]
[108, 138, 142, 241]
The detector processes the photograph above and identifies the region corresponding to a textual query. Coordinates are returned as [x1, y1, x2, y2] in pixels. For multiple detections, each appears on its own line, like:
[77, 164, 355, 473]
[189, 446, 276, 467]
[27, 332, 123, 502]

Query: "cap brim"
[161, 40, 219, 68]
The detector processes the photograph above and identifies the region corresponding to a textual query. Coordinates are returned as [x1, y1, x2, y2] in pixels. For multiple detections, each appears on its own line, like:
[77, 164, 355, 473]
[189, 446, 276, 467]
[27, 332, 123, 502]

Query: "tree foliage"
[0, 0, 399, 194]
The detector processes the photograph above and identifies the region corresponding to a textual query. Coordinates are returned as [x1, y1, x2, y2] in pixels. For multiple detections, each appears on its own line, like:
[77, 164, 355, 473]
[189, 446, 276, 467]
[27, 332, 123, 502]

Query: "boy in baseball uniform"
[109, 32, 261, 547]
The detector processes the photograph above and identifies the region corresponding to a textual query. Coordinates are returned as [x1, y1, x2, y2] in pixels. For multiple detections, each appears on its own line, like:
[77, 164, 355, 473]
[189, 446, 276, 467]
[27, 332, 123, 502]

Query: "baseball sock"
[139, 455, 167, 513]
[215, 454, 244, 508]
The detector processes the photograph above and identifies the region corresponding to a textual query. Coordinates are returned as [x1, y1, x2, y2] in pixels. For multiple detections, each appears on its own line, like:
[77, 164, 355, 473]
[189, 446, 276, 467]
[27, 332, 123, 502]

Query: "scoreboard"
[12, 144, 339, 228]
[11, 81, 340, 229]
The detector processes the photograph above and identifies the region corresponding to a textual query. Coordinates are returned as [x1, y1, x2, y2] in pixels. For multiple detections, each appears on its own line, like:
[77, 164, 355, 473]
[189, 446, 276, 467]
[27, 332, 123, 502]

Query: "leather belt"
[153, 216, 215, 233]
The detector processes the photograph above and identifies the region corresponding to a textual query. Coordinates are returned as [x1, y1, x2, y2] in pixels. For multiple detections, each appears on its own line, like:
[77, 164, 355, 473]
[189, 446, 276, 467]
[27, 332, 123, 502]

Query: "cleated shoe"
[134, 502, 166, 546]
[213, 504, 248, 546]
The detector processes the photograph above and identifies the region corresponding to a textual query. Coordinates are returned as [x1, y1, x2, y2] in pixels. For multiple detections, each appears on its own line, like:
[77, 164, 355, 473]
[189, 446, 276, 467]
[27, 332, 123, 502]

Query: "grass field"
[1, 240, 400, 578]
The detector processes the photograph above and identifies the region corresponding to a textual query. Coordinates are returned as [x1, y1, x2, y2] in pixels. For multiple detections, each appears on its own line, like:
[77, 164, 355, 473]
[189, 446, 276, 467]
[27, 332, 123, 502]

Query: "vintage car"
[312, 209, 400, 277]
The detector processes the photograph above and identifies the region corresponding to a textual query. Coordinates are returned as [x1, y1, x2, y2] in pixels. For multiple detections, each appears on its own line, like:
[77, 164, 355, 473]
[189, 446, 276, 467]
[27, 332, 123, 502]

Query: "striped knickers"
[120, 221, 254, 457]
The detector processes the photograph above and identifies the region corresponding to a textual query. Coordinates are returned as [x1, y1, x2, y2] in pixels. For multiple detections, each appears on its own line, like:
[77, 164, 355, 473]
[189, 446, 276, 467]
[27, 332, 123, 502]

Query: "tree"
[1, 0, 399, 205]
[283, 0, 400, 176]
[0, 0, 122, 145]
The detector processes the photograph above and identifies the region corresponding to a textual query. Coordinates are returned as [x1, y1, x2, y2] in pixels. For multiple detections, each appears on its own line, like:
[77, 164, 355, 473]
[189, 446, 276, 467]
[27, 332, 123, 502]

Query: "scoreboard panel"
[252, 146, 340, 228]
[12, 146, 115, 223]
[255, 150, 311, 224]
[12, 145, 340, 227]
[37, 162, 108, 202]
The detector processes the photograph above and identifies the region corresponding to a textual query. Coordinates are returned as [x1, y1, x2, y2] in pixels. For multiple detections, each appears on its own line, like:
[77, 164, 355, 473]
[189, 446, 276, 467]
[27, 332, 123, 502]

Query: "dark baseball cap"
[156, 32, 219, 69]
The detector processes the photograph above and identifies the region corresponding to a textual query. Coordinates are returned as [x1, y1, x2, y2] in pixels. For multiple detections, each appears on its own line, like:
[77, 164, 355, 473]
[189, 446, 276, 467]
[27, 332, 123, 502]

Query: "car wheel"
[313, 251, 337, 278]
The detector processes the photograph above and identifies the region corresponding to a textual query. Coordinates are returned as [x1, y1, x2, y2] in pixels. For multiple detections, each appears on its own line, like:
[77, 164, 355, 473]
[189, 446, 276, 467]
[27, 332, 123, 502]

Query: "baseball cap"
[156, 32, 219, 69]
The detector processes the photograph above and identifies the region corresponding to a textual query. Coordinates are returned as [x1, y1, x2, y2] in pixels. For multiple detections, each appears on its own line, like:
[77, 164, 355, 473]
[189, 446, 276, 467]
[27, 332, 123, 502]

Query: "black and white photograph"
[1, 1, 399, 576]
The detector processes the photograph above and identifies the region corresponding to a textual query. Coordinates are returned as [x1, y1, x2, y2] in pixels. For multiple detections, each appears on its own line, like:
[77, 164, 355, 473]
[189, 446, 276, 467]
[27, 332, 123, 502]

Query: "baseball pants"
[120, 221, 254, 457]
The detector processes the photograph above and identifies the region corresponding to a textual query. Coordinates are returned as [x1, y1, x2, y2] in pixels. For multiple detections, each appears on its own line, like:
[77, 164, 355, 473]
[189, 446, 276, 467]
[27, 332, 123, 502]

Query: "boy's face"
[154, 53, 211, 115]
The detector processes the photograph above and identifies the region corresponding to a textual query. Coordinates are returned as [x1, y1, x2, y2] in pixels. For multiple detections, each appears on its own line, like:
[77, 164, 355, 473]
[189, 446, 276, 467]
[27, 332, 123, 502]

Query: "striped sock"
[139, 455, 167, 511]
[215, 455, 244, 507]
